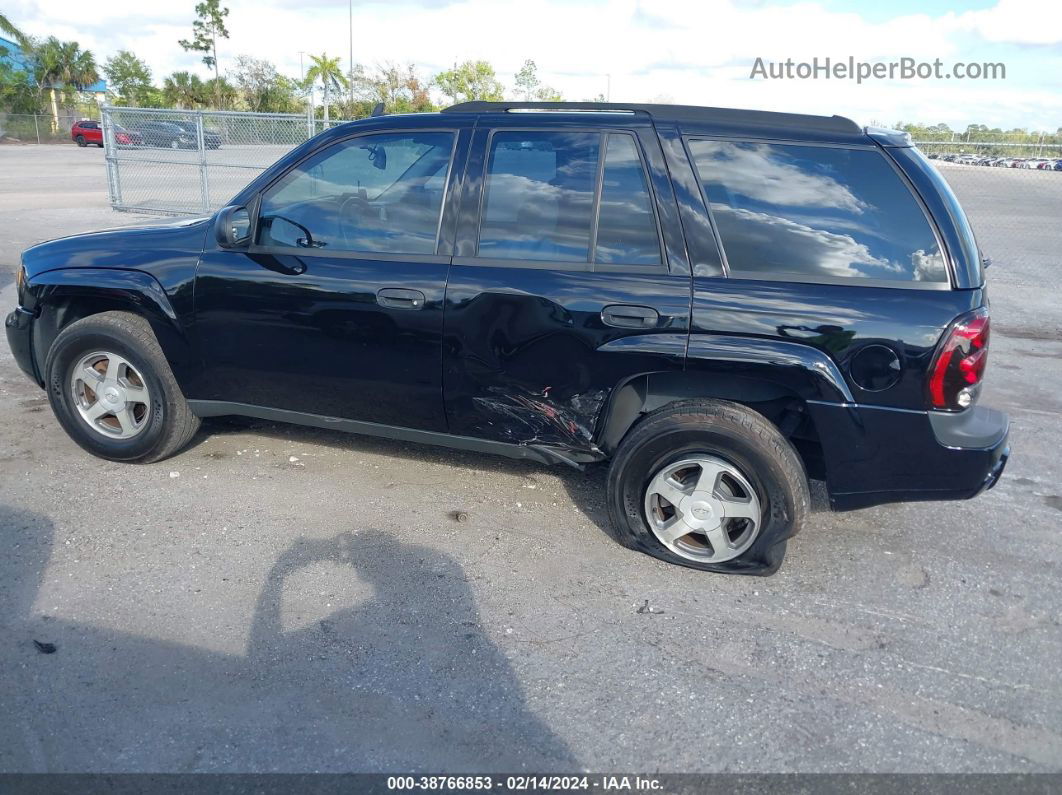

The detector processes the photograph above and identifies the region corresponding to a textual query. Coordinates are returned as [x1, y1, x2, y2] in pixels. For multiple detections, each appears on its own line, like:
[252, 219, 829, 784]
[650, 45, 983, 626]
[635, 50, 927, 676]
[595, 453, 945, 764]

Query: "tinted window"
[479, 131, 600, 262]
[595, 134, 660, 265]
[688, 140, 947, 283]
[258, 131, 454, 255]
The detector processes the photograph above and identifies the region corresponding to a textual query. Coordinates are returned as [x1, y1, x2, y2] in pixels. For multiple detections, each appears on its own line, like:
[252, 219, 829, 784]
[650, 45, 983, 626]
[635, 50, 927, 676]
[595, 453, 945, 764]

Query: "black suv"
[6, 102, 1009, 575]
[134, 120, 220, 150]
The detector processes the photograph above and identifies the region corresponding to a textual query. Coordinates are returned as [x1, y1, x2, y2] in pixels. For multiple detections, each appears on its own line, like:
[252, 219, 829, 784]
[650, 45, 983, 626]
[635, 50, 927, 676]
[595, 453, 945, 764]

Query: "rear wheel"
[606, 399, 808, 575]
[75, 135, 86, 147]
[45, 312, 200, 463]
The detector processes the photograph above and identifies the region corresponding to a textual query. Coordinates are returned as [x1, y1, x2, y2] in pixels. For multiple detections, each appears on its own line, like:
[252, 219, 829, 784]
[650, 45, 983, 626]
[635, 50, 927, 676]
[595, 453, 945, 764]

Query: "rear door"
[442, 114, 691, 451]
[192, 119, 470, 430]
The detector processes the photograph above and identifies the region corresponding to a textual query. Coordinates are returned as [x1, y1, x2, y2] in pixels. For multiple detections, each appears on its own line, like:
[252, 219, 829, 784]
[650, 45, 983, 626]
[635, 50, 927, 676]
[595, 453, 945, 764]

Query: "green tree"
[230, 55, 300, 112]
[103, 50, 154, 106]
[162, 71, 206, 108]
[179, 0, 230, 107]
[304, 53, 347, 122]
[203, 75, 237, 109]
[0, 14, 37, 112]
[0, 12, 30, 47]
[0, 61, 37, 112]
[514, 59, 539, 101]
[31, 38, 98, 124]
[346, 61, 433, 115]
[433, 60, 504, 104]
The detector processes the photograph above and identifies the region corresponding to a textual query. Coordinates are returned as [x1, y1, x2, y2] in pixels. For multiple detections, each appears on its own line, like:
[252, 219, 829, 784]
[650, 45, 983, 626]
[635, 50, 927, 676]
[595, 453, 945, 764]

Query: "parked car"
[71, 119, 102, 147]
[133, 120, 197, 149]
[171, 121, 223, 150]
[113, 125, 143, 148]
[71, 120, 143, 149]
[6, 102, 1009, 575]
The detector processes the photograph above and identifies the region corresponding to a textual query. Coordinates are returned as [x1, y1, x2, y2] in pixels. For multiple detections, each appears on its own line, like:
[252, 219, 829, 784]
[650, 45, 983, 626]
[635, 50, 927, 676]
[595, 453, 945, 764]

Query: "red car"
[71, 120, 142, 148]
[71, 119, 103, 147]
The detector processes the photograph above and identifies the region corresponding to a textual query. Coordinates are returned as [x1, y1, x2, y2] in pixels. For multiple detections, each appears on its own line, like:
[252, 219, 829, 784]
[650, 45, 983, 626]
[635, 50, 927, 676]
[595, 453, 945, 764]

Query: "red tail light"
[928, 307, 990, 410]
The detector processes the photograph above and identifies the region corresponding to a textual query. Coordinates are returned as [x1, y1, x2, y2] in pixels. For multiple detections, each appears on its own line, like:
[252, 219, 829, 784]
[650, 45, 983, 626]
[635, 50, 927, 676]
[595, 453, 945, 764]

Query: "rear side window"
[596, 134, 661, 265]
[477, 130, 661, 267]
[688, 140, 948, 284]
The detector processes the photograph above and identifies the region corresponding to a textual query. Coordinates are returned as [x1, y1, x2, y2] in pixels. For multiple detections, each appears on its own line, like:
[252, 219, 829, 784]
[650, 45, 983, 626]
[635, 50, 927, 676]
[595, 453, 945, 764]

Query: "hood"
[21, 216, 211, 280]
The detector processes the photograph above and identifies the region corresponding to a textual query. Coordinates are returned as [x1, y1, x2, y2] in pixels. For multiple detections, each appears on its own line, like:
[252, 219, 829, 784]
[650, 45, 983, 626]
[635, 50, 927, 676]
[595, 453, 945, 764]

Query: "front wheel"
[606, 400, 809, 575]
[44, 312, 200, 463]
[75, 135, 86, 147]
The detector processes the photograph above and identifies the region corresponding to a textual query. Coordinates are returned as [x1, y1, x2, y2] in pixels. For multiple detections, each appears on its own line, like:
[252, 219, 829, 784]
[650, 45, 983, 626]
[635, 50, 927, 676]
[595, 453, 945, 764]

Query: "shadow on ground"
[0, 505, 577, 772]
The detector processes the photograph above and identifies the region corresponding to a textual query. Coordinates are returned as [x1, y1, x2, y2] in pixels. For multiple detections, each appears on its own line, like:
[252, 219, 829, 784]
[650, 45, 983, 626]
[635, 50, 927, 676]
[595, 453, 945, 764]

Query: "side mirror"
[215, 205, 251, 249]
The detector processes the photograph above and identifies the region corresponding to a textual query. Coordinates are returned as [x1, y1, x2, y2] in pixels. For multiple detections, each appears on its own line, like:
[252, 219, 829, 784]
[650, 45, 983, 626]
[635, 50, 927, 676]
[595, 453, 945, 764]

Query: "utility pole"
[606, 73, 611, 102]
[349, 0, 354, 107]
[299, 51, 312, 137]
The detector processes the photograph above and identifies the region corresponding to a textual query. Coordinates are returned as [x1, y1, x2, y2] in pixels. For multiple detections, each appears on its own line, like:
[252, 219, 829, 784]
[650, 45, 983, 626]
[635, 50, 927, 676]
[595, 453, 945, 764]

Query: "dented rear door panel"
[442, 117, 692, 451]
[442, 268, 689, 448]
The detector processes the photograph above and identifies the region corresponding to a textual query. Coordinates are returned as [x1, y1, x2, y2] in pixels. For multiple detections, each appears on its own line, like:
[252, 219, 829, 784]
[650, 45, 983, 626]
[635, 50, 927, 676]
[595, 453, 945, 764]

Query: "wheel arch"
[596, 336, 851, 479]
[26, 268, 194, 391]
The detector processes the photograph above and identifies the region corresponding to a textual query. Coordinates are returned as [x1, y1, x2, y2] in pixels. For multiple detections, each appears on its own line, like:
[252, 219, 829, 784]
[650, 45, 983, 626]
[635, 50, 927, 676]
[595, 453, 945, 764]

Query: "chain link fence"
[913, 140, 1062, 274]
[0, 112, 100, 144]
[101, 106, 343, 215]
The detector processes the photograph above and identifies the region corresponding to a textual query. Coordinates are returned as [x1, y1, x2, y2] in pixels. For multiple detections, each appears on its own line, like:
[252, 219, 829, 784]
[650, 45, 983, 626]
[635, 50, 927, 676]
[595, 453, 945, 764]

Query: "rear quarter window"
[688, 140, 948, 285]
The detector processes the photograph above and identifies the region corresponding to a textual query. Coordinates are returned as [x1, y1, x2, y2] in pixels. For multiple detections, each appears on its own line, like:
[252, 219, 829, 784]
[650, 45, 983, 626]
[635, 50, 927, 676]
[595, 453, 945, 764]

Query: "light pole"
[606, 73, 611, 102]
[299, 51, 312, 136]
[349, 0, 354, 109]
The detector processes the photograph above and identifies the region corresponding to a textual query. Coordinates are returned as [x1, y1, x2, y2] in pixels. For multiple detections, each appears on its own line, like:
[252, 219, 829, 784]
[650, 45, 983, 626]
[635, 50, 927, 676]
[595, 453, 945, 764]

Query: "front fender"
[24, 268, 196, 392]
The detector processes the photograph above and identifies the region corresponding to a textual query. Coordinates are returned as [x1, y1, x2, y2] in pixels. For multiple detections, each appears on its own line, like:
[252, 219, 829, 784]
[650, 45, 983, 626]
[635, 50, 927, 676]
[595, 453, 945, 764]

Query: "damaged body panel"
[440, 269, 689, 453]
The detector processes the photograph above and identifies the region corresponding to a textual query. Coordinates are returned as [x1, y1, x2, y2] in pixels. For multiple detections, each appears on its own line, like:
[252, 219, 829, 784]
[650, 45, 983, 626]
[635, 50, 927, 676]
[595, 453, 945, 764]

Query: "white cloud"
[957, 0, 1062, 45]
[8, 0, 1061, 129]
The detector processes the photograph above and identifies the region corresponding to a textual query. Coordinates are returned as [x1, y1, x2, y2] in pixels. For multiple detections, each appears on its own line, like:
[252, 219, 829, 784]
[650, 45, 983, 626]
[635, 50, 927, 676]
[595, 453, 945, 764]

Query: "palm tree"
[304, 53, 347, 122]
[162, 71, 206, 109]
[31, 37, 99, 129]
[0, 12, 30, 47]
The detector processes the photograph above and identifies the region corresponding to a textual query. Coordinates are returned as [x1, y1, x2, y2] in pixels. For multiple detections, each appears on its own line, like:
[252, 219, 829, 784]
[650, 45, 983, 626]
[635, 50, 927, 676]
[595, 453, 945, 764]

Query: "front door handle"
[377, 287, 426, 310]
[601, 304, 659, 329]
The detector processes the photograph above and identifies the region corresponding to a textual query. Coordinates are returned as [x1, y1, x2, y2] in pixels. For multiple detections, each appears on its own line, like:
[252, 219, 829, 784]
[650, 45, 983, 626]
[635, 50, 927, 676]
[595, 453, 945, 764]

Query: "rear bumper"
[5, 306, 40, 384]
[807, 402, 1010, 511]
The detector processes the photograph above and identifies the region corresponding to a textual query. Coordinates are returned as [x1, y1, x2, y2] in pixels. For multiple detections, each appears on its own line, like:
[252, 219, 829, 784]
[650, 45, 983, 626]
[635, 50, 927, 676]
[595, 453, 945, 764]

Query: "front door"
[193, 123, 467, 431]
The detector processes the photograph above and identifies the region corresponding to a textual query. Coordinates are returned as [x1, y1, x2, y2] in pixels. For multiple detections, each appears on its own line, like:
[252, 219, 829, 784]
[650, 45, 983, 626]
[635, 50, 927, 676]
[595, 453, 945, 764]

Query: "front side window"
[257, 131, 454, 255]
[688, 140, 947, 283]
[477, 130, 661, 266]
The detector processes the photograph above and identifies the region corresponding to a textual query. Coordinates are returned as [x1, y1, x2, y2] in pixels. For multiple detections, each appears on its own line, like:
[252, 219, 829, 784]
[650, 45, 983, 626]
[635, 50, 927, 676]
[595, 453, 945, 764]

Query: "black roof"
[442, 101, 863, 140]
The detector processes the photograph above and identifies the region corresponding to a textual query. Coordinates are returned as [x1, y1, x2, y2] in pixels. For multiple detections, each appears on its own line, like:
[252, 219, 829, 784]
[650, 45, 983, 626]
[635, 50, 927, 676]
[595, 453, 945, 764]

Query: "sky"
[7, 0, 1062, 130]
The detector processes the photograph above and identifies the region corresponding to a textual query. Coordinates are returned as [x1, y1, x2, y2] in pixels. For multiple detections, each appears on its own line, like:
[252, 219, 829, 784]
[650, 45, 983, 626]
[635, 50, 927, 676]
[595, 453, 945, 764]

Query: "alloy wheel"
[643, 455, 762, 563]
[70, 351, 152, 439]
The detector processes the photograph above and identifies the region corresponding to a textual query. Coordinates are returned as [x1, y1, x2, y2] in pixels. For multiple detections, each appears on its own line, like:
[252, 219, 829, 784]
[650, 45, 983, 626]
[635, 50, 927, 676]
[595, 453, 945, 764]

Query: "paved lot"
[1, 145, 1060, 773]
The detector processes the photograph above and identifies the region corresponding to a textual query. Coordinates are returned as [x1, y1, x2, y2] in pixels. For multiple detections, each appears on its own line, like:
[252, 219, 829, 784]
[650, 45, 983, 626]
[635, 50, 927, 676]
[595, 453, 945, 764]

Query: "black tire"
[44, 311, 200, 463]
[606, 399, 808, 576]
[96, 142, 104, 148]
[75, 135, 86, 147]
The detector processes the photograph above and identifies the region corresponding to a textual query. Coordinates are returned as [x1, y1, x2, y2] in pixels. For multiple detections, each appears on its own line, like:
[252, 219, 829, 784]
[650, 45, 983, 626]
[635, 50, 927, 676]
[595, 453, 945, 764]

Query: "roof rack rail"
[443, 101, 649, 115]
[441, 101, 862, 135]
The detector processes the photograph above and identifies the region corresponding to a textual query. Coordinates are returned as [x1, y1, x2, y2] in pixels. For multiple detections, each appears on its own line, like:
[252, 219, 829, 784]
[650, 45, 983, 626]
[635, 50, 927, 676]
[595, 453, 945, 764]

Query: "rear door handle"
[601, 304, 659, 329]
[377, 287, 426, 310]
